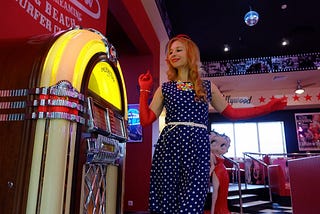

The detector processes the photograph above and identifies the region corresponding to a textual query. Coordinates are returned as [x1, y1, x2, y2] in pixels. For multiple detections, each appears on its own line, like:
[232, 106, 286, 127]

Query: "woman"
[138, 34, 286, 213]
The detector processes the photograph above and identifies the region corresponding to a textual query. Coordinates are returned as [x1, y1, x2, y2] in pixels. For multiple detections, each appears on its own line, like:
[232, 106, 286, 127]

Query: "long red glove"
[221, 97, 287, 120]
[138, 70, 157, 126]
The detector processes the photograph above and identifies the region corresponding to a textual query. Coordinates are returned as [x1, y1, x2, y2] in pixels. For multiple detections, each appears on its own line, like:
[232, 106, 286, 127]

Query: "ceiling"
[154, 0, 320, 93]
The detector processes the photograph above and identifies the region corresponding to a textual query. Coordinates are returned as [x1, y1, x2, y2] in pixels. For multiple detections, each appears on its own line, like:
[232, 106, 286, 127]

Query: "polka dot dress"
[149, 80, 212, 213]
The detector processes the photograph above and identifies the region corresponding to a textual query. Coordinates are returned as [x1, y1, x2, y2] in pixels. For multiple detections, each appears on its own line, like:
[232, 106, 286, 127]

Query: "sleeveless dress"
[149, 80, 212, 214]
[213, 155, 231, 214]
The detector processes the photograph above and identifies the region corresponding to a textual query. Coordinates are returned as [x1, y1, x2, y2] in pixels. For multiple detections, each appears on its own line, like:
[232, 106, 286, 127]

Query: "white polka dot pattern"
[149, 80, 212, 213]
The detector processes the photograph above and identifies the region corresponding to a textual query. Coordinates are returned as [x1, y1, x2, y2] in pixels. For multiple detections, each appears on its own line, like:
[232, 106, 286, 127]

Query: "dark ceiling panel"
[156, 0, 320, 61]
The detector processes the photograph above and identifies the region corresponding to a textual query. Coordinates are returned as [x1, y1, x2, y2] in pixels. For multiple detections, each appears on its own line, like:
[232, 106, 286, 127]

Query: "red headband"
[175, 34, 191, 40]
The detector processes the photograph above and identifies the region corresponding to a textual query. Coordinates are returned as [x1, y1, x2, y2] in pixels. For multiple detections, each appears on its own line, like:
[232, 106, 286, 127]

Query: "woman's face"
[168, 40, 188, 69]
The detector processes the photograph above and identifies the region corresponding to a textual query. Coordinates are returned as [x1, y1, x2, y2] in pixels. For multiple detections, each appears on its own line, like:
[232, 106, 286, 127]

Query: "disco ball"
[244, 10, 259, 26]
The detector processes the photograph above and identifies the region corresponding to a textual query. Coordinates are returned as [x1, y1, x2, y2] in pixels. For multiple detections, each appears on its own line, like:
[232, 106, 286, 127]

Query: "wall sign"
[1, 0, 107, 39]
[127, 104, 142, 142]
[295, 112, 320, 151]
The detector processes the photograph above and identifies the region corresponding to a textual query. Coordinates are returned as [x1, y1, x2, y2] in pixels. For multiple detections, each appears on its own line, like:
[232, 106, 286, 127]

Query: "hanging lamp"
[295, 80, 305, 94]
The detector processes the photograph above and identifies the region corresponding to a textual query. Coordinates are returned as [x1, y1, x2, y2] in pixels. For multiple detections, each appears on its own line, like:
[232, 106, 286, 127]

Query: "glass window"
[234, 123, 259, 157]
[258, 122, 287, 154]
[211, 121, 286, 158]
[211, 123, 235, 157]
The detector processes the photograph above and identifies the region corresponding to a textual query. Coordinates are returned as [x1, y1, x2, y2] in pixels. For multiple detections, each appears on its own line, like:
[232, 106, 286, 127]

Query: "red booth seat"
[268, 164, 291, 196]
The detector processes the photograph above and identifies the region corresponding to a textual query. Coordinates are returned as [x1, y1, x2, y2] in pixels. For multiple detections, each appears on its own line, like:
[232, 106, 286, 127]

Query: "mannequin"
[209, 130, 231, 214]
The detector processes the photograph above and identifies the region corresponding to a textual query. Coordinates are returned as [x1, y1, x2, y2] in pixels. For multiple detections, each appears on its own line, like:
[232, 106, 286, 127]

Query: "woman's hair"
[165, 34, 206, 101]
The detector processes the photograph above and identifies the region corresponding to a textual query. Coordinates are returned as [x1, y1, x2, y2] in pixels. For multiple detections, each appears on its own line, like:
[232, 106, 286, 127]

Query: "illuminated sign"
[127, 104, 142, 142]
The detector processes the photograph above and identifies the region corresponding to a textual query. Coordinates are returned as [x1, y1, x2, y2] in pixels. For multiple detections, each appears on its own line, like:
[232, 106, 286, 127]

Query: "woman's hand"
[138, 70, 153, 91]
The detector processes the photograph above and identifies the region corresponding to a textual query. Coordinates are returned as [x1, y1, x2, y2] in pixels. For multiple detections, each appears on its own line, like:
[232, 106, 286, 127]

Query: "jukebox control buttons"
[86, 134, 122, 164]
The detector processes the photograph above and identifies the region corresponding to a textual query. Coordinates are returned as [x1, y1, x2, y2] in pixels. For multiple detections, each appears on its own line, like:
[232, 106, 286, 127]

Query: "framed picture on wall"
[127, 104, 142, 142]
[295, 112, 320, 151]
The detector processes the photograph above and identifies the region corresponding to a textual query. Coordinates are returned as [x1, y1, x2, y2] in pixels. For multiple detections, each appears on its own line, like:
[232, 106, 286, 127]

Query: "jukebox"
[0, 27, 127, 214]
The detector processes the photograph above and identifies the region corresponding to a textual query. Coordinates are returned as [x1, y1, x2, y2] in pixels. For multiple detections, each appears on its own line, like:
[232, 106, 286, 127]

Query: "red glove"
[138, 70, 153, 91]
[221, 97, 287, 120]
[138, 70, 156, 126]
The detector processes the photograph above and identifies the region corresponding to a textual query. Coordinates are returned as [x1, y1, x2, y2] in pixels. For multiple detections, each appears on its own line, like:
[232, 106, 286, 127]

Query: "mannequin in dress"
[209, 130, 231, 214]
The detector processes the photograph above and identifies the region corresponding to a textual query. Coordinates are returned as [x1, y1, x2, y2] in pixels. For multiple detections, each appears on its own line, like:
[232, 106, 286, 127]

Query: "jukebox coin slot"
[86, 135, 122, 164]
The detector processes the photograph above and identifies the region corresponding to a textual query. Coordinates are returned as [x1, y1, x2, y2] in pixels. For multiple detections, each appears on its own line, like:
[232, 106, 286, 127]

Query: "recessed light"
[223, 44, 230, 52]
[281, 4, 287, 10]
[281, 38, 289, 46]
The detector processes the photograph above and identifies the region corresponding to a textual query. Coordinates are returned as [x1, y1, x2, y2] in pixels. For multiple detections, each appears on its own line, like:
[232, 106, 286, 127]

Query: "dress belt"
[166, 122, 207, 129]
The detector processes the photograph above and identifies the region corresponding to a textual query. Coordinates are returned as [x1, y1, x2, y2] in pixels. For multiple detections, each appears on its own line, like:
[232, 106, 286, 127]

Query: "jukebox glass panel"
[88, 61, 122, 111]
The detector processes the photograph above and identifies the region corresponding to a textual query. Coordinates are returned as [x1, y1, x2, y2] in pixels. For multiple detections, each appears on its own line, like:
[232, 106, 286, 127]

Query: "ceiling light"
[244, 10, 259, 26]
[295, 80, 305, 94]
[223, 44, 230, 52]
[281, 38, 289, 46]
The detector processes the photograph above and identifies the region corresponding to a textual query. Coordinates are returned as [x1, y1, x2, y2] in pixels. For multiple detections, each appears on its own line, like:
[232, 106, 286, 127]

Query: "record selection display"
[87, 97, 126, 142]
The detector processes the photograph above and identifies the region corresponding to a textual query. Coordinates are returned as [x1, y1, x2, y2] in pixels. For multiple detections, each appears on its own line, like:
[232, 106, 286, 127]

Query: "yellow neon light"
[49, 30, 79, 83]
[41, 30, 79, 86]
[116, 63, 128, 119]
[73, 40, 106, 87]
[88, 62, 122, 110]
[41, 29, 104, 89]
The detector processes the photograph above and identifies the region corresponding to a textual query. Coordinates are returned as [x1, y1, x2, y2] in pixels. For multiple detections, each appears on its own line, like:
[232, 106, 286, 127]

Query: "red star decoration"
[304, 94, 312, 101]
[270, 95, 275, 100]
[259, 96, 266, 103]
[282, 95, 288, 101]
[293, 95, 300, 101]
[317, 93, 320, 100]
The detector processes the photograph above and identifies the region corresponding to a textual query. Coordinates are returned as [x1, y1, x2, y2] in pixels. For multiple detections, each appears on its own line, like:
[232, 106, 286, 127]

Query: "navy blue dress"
[149, 80, 212, 213]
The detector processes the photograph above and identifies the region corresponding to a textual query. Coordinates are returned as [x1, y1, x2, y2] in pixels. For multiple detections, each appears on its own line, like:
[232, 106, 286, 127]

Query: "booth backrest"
[272, 158, 290, 182]
[288, 156, 320, 214]
[268, 165, 291, 196]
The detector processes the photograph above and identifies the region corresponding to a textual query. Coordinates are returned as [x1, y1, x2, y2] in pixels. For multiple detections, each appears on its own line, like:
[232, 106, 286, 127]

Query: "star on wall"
[304, 94, 312, 101]
[293, 94, 300, 101]
[259, 96, 266, 103]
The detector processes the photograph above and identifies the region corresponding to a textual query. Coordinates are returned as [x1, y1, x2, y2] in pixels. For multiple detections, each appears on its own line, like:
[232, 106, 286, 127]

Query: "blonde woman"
[138, 34, 286, 213]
